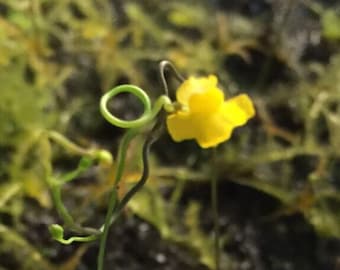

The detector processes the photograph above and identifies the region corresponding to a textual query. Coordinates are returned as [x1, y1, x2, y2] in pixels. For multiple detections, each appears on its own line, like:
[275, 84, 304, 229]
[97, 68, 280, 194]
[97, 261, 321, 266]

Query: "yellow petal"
[189, 88, 224, 113]
[166, 111, 196, 142]
[166, 110, 234, 148]
[195, 113, 234, 148]
[167, 75, 256, 149]
[177, 75, 218, 105]
[195, 94, 256, 147]
[221, 94, 255, 126]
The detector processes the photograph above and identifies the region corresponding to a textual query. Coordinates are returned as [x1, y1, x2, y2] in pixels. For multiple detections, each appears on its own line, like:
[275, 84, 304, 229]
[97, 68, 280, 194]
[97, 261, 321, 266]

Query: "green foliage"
[1, 0, 340, 269]
[0, 65, 53, 144]
[321, 10, 340, 40]
[217, 53, 340, 238]
[0, 224, 54, 270]
[129, 188, 223, 269]
[129, 173, 231, 270]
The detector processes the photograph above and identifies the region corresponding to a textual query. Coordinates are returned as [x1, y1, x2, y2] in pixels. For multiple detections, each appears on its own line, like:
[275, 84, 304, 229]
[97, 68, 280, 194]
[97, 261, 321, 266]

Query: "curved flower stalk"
[166, 75, 255, 148]
[96, 61, 181, 270]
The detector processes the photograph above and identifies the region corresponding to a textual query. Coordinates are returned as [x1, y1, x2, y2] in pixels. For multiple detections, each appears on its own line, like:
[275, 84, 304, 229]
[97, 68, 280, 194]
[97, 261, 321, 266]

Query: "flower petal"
[166, 111, 195, 142]
[166, 75, 255, 149]
[189, 88, 224, 113]
[167, 111, 234, 148]
[195, 113, 233, 148]
[221, 94, 255, 126]
[177, 75, 218, 105]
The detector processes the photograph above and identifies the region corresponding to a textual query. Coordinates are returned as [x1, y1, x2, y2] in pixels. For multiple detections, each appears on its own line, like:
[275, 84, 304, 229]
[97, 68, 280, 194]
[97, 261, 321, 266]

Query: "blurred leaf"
[184, 202, 216, 269]
[79, 21, 109, 40]
[0, 224, 55, 270]
[8, 10, 31, 31]
[0, 65, 56, 145]
[321, 10, 340, 40]
[129, 180, 232, 269]
[128, 186, 171, 238]
[23, 171, 51, 208]
[168, 3, 207, 28]
[0, 182, 21, 209]
[56, 245, 88, 270]
[305, 198, 340, 238]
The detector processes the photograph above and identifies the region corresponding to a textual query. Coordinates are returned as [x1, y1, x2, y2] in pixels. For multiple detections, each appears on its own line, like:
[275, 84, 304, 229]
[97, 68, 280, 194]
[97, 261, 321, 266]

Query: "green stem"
[50, 181, 75, 227]
[57, 234, 98, 244]
[169, 178, 185, 214]
[97, 128, 139, 270]
[96, 118, 164, 270]
[97, 84, 174, 270]
[113, 116, 164, 216]
[211, 147, 220, 270]
[45, 131, 106, 237]
[47, 131, 92, 156]
[100, 85, 173, 129]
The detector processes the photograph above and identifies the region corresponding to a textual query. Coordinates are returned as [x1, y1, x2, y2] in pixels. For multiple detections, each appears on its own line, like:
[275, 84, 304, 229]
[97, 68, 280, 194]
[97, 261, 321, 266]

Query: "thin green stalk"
[97, 128, 139, 270]
[114, 117, 164, 215]
[55, 234, 98, 244]
[211, 147, 220, 270]
[48, 131, 92, 156]
[96, 117, 164, 270]
[50, 184, 74, 227]
[96, 75, 178, 270]
[169, 178, 185, 213]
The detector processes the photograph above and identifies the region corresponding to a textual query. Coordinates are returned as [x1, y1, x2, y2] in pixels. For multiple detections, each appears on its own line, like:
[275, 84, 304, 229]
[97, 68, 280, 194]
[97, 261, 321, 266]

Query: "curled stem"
[49, 224, 99, 244]
[97, 84, 172, 270]
[44, 131, 111, 240]
[115, 115, 165, 214]
[100, 84, 172, 128]
[97, 61, 184, 270]
[159, 60, 185, 97]
[97, 128, 139, 270]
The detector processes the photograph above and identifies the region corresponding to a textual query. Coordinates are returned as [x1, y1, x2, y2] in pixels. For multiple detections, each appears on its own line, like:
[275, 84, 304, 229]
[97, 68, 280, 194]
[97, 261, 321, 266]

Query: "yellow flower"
[166, 75, 255, 148]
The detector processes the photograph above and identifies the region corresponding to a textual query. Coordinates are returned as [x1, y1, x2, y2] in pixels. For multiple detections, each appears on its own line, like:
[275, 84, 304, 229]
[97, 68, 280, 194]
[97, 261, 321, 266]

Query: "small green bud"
[96, 150, 113, 166]
[49, 224, 64, 240]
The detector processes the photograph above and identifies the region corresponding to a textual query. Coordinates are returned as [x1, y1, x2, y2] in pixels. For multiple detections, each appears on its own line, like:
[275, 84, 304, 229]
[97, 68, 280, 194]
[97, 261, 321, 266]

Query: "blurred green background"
[1, 0, 340, 269]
